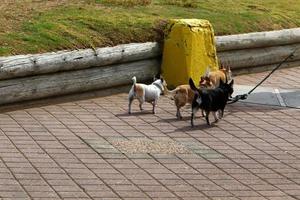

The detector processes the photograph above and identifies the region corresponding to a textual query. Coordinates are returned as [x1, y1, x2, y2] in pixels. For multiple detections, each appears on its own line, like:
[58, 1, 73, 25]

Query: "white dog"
[128, 76, 166, 114]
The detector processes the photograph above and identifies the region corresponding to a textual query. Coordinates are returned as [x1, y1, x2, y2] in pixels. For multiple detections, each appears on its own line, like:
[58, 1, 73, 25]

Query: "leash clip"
[240, 94, 248, 100]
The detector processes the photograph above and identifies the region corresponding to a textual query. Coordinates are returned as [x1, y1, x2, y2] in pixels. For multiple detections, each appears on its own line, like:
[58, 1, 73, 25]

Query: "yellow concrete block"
[161, 19, 218, 89]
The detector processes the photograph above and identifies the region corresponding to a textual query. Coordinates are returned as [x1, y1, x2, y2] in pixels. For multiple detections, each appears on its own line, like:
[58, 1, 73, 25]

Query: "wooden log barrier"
[0, 59, 160, 105]
[218, 43, 300, 69]
[0, 42, 161, 80]
[216, 28, 300, 51]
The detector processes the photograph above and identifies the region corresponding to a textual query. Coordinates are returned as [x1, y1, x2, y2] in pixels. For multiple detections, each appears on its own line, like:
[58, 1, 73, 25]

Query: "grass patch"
[161, 0, 198, 8]
[0, 0, 299, 56]
[97, 0, 152, 7]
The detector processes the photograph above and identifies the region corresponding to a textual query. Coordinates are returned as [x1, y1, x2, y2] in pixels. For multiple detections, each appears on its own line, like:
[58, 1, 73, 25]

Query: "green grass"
[0, 0, 299, 56]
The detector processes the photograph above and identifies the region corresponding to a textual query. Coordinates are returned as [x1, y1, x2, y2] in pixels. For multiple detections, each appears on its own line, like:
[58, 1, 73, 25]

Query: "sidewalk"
[234, 66, 300, 108]
[0, 67, 299, 200]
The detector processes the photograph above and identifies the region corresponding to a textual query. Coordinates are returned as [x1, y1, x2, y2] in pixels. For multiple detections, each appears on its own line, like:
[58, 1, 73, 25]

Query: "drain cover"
[234, 85, 300, 108]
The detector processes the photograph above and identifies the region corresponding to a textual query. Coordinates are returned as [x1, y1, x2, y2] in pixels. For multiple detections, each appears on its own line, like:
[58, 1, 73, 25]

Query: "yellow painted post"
[161, 19, 219, 89]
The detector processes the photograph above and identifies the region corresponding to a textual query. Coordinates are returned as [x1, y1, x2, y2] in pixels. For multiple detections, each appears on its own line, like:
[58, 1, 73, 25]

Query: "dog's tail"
[132, 76, 137, 85]
[189, 78, 198, 91]
[132, 76, 137, 91]
[164, 87, 180, 100]
[164, 87, 177, 95]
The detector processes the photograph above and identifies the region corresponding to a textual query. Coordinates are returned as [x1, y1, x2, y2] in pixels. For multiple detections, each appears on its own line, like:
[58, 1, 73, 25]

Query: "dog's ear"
[223, 64, 232, 76]
[204, 67, 210, 77]
[153, 73, 161, 81]
[229, 79, 234, 87]
[160, 76, 164, 82]
[220, 63, 225, 69]
[189, 78, 198, 91]
[226, 65, 230, 71]
[219, 78, 225, 85]
[199, 76, 204, 84]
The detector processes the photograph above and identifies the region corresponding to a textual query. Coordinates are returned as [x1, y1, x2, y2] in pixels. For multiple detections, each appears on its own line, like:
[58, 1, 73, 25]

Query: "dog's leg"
[191, 107, 199, 127]
[152, 104, 156, 114]
[213, 111, 219, 123]
[139, 103, 143, 111]
[138, 97, 144, 111]
[220, 109, 224, 119]
[201, 109, 206, 117]
[176, 107, 182, 119]
[128, 96, 134, 114]
[205, 110, 210, 125]
[191, 113, 194, 127]
[152, 100, 157, 114]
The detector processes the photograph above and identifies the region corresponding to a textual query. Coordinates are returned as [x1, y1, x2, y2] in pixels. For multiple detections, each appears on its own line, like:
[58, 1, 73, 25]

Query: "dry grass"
[0, 0, 74, 32]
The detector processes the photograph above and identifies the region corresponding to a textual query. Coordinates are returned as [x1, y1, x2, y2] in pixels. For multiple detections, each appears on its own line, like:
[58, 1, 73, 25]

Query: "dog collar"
[152, 82, 163, 92]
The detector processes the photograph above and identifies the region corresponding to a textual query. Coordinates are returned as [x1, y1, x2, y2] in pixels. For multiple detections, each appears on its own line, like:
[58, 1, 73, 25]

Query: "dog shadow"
[158, 115, 217, 131]
[176, 123, 217, 131]
[158, 116, 191, 123]
[116, 111, 154, 117]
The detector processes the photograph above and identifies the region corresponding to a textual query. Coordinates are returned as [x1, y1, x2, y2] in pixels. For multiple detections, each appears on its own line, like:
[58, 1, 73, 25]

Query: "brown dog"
[164, 82, 212, 119]
[200, 64, 232, 88]
[164, 85, 195, 119]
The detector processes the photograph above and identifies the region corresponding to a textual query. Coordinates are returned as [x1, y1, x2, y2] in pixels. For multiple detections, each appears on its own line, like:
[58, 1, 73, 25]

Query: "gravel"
[111, 138, 191, 154]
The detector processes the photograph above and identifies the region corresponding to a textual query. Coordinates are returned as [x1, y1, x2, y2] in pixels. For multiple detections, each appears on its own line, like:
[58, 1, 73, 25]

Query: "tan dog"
[164, 85, 195, 119]
[200, 64, 232, 88]
[164, 82, 213, 119]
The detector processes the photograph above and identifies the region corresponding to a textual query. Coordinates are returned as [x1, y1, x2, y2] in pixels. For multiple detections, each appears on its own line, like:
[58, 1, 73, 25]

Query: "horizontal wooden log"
[216, 28, 300, 51]
[0, 42, 161, 80]
[0, 59, 160, 105]
[217, 43, 300, 69]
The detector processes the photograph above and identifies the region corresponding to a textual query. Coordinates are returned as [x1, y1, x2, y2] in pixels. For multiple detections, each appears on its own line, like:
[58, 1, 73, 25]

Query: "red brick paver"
[0, 66, 299, 200]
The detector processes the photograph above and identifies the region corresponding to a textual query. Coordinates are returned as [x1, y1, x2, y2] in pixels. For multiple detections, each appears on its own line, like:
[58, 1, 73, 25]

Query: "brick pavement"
[0, 66, 299, 200]
[234, 66, 300, 90]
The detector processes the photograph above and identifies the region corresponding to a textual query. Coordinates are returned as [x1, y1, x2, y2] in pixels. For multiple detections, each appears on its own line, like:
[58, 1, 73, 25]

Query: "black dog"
[189, 78, 234, 126]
